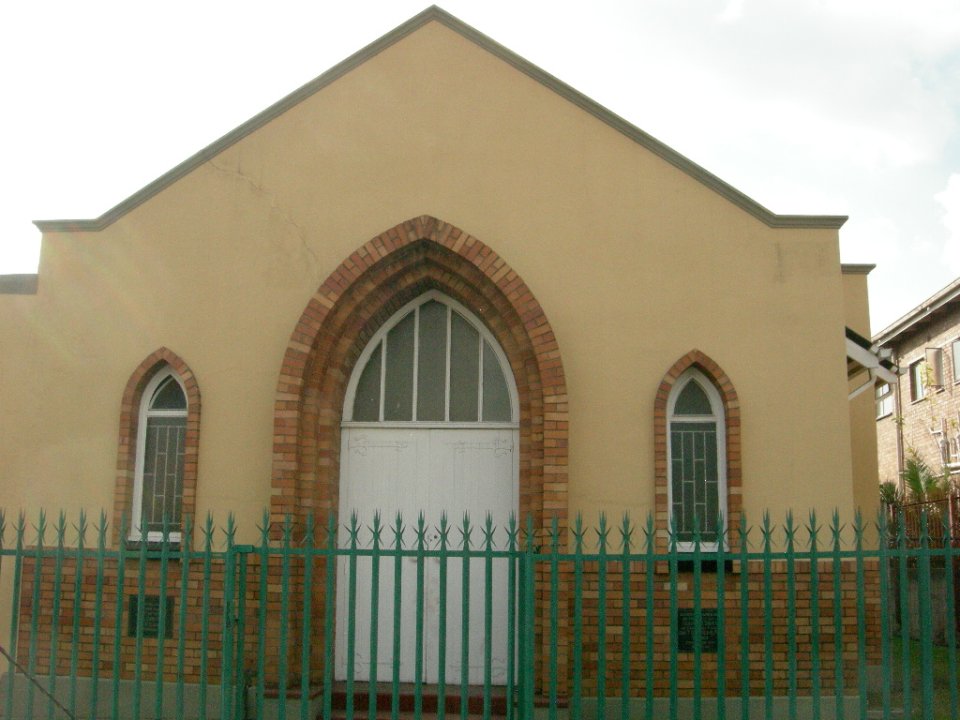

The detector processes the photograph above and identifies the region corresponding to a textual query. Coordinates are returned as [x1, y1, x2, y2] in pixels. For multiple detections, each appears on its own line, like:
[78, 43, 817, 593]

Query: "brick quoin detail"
[113, 348, 201, 546]
[653, 350, 741, 556]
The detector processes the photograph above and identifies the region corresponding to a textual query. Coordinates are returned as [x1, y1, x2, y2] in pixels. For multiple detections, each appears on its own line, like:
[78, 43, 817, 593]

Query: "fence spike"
[597, 512, 609, 552]
[484, 513, 496, 550]
[460, 512, 472, 550]
[573, 512, 586, 553]
[620, 513, 633, 553]
[393, 512, 404, 550]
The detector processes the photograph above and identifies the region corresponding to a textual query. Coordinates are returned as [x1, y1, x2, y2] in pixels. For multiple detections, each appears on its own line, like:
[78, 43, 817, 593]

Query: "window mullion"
[477, 335, 484, 422]
[378, 341, 387, 422]
[444, 306, 452, 422]
[412, 306, 420, 421]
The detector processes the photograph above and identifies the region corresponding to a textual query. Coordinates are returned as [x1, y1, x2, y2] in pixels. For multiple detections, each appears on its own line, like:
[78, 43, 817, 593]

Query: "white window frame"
[130, 367, 187, 543]
[666, 368, 728, 552]
[342, 290, 519, 428]
[909, 359, 927, 402]
[952, 338, 960, 385]
[875, 382, 894, 419]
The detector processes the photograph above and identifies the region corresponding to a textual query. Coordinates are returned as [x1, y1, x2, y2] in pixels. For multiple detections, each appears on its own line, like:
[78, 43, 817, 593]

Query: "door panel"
[335, 427, 515, 684]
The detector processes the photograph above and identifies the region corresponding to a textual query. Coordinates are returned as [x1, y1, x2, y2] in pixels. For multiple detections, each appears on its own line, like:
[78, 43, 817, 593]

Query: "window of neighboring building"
[876, 382, 893, 419]
[909, 359, 927, 402]
[131, 367, 187, 541]
[667, 368, 727, 551]
[926, 347, 945, 389]
[953, 338, 960, 385]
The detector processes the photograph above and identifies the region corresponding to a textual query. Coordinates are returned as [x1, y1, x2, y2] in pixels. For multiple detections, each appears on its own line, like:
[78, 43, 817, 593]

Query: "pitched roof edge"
[0, 273, 39, 295]
[841, 263, 875, 275]
[873, 275, 960, 347]
[33, 5, 848, 234]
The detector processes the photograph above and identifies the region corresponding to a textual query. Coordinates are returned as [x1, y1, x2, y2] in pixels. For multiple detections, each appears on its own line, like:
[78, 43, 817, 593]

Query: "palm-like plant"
[901, 449, 949, 503]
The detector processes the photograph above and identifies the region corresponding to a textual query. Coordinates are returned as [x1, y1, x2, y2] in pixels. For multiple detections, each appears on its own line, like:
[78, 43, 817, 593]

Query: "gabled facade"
[0, 6, 886, 713]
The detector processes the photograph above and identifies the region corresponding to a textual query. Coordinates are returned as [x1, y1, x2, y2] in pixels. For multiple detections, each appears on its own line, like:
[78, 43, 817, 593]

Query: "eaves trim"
[34, 5, 848, 234]
[873, 276, 960, 347]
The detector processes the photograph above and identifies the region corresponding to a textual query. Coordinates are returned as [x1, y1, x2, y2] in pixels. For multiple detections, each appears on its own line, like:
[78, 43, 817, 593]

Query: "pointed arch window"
[667, 368, 727, 550]
[132, 367, 188, 541]
[345, 292, 516, 425]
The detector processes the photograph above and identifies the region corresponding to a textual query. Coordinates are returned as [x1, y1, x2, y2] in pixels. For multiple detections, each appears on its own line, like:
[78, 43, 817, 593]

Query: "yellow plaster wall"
[842, 270, 881, 519]
[0, 21, 855, 543]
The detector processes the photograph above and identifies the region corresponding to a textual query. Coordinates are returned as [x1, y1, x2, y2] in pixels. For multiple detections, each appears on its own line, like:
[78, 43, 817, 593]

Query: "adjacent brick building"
[874, 277, 960, 486]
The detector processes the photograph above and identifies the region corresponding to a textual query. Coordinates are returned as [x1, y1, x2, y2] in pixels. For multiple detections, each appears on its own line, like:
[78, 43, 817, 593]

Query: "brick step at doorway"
[320, 682, 508, 719]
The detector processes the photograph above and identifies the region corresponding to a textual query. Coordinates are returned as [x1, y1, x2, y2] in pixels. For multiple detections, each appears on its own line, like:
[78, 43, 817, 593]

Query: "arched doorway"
[335, 291, 519, 683]
[269, 216, 569, 693]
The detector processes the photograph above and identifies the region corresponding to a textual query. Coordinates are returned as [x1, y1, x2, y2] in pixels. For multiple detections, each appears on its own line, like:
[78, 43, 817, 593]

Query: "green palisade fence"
[0, 509, 957, 720]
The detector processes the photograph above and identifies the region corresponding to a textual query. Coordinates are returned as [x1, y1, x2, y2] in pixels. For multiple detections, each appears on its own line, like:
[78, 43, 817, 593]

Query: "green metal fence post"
[918, 511, 934, 720]
[322, 512, 337, 720]
[715, 515, 727, 720]
[177, 517, 194, 720]
[155, 519, 172, 720]
[761, 512, 774, 720]
[597, 514, 609, 720]
[4, 514, 25, 720]
[111, 516, 129, 720]
[391, 513, 404, 720]
[438, 513, 449, 720]
[830, 510, 845, 720]
[808, 511, 822, 720]
[45, 513, 67, 720]
[854, 511, 868, 720]
[460, 513, 473, 720]
[222, 515, 237, 720]
[300, 513, 316, 720]
[738, 514, 750, 720]
[876, 509, 891, 720]
[896, 507, 912, 720]
[506, 514, 519, 720]
[487, 514, 500, 720]
[942, 508, 959, 719]
[619, 514, 632, 720]
[368, 512, 382, 720]
[669, 515, 678, 720]
[521, 516, 535, 720]
[643, 514, 654, 720]
[572, 514, 584, 720]
[24, 511, 46, 720]
[693, 515, 703, 720]
[785, 511, 797, 720]
[278, 516, 293, 720]
[68, 511, 88, 719]
[256, 512, 271, 720]
[549, 516, 559, 720]
[415, 513, 427, 720]
[199, 514, 215, 720]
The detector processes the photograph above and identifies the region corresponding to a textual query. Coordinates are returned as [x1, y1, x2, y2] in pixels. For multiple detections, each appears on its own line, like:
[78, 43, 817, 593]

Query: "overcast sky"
[2, 0, 958, 333]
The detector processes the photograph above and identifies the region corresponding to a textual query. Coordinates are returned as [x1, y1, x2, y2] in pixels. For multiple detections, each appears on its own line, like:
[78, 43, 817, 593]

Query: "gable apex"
[34, 6, 846, 233]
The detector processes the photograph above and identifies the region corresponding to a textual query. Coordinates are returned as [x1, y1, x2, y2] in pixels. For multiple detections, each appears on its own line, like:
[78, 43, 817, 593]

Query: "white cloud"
[935, 174, 960, 274]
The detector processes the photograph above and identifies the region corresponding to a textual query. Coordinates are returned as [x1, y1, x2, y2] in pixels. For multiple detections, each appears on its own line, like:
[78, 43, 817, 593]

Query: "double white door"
[335, 426, 516, 684]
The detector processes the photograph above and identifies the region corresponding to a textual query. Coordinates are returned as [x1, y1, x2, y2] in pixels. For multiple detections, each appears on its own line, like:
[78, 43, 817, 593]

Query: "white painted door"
[334, 292, 520, 685]
[335, 426, 516, 684]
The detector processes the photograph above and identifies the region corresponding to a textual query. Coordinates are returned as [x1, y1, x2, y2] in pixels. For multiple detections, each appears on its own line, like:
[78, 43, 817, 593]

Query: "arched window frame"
[666, 368, 728, 551]
[114, 349, 201, 547]
[130, 367, 188, 542]
[342, 290, 519, 427]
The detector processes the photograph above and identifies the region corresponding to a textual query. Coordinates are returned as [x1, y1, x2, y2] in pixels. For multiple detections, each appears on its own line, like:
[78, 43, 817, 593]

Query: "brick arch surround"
[653, 349, 741, 554]
[270, 216, 569, 533]
[113, 347, 201, 545]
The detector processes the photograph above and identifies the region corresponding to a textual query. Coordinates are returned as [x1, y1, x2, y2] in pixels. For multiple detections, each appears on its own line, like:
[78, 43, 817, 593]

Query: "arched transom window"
[667, 368, 727, 550]
[344, 292, 517, 425]
[132, 367, 188, 540]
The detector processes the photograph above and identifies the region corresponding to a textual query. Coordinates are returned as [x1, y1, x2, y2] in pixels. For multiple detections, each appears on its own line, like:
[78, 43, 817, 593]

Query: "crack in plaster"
[208, 159, 322, 281]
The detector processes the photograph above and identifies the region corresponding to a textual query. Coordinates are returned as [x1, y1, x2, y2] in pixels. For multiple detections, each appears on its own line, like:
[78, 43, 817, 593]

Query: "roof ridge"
[34, 5, 847, 233]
